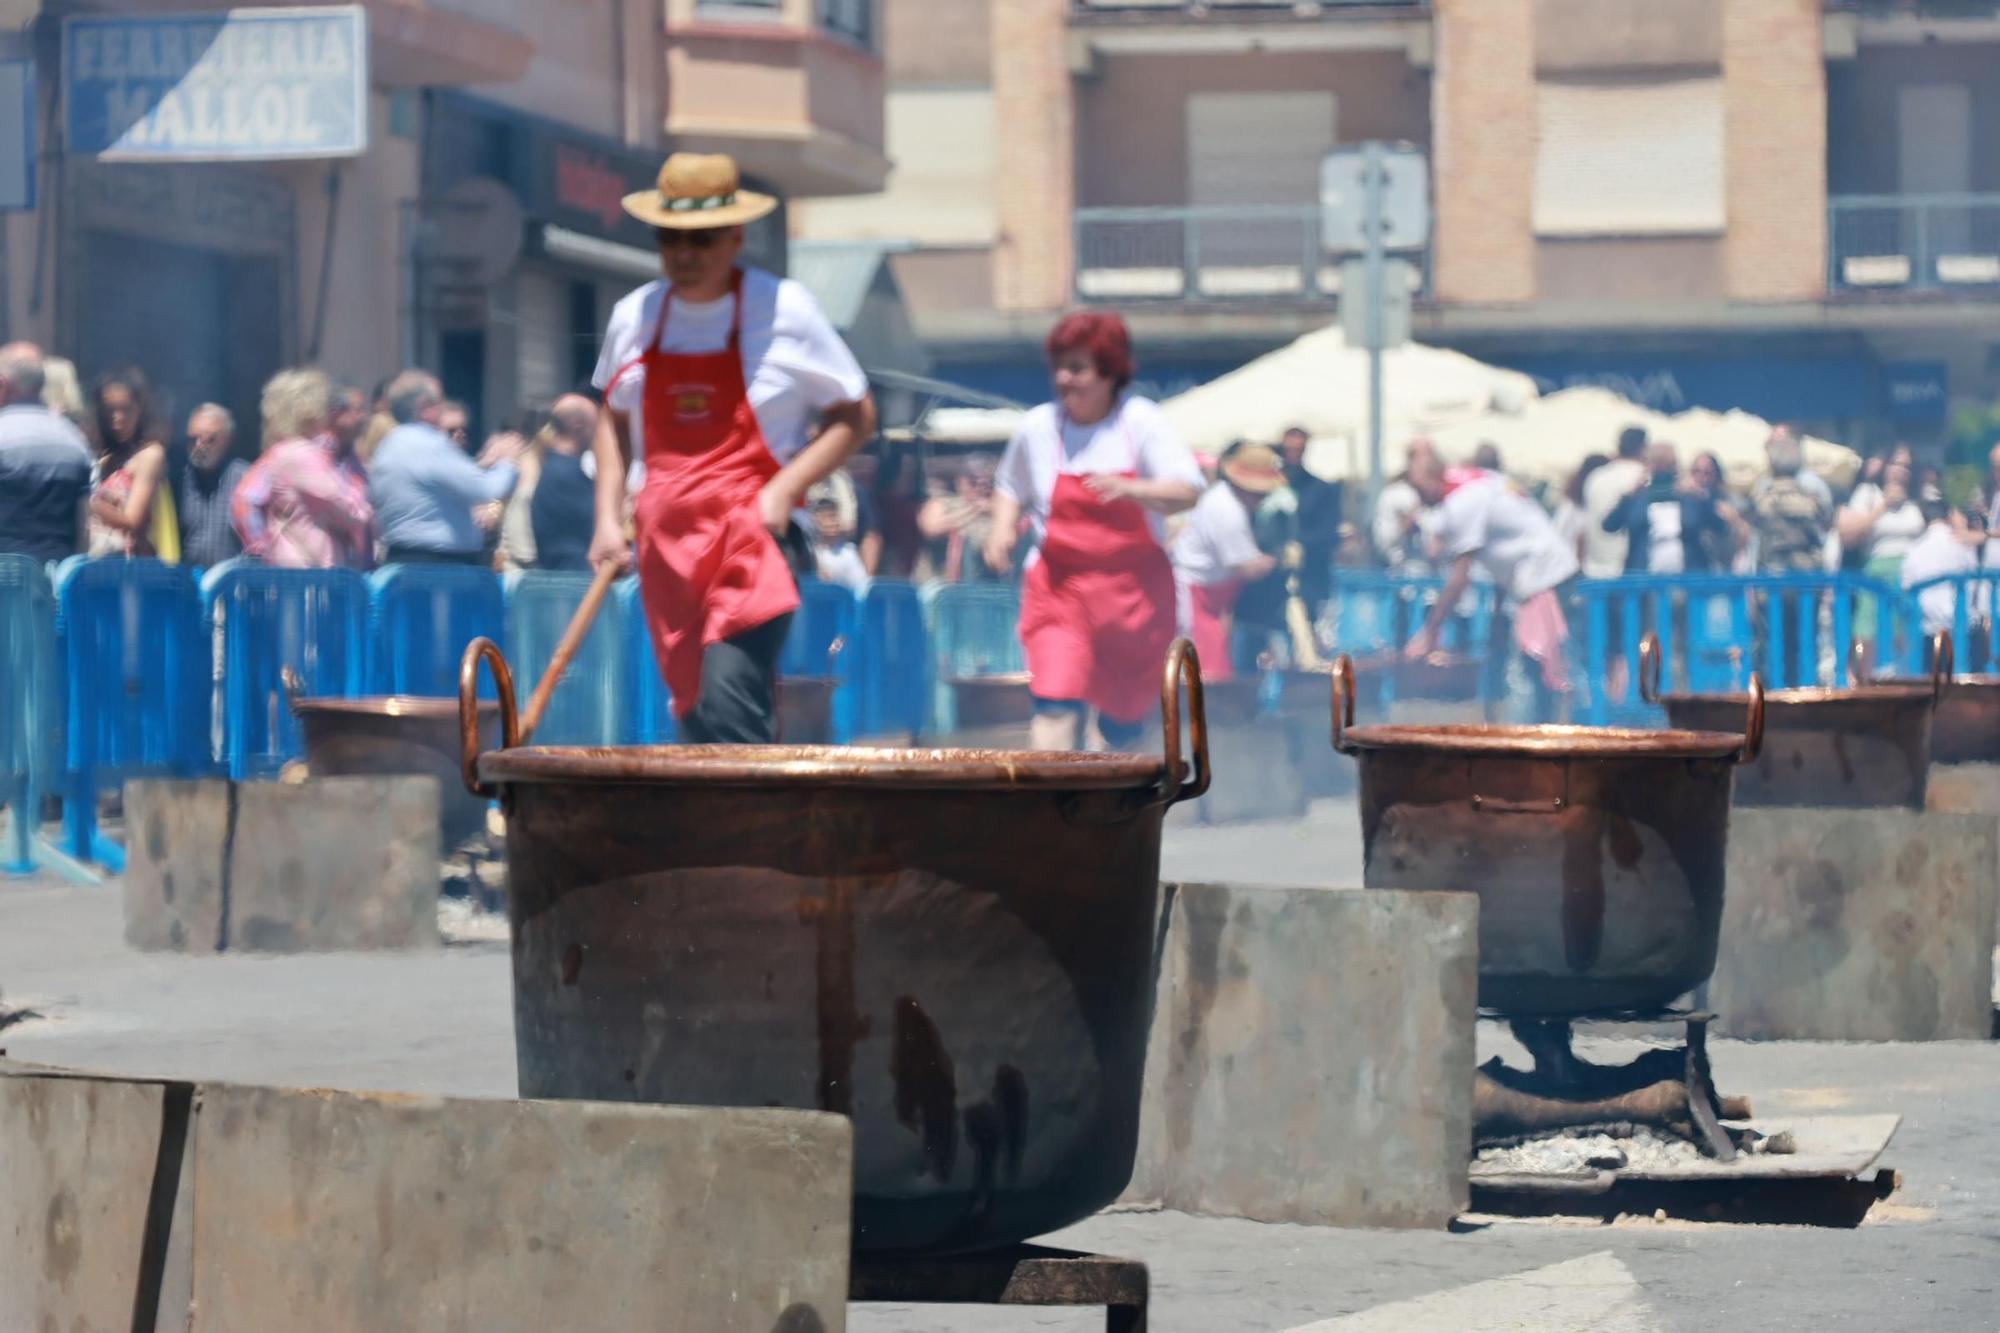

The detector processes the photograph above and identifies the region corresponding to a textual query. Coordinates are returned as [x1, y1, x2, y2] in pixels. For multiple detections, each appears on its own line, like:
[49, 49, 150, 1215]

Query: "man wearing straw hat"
[588, 153, 876, 741]
[1172, 442, 1285, 680]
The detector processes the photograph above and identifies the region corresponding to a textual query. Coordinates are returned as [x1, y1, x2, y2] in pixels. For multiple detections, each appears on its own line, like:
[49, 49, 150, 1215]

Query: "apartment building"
[0, 0, 887, 436]
[795, 0, 2000, 443]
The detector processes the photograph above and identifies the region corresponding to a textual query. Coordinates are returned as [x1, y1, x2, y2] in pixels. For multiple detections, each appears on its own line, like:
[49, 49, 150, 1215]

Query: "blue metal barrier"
[782, 580, 859, 742]
[0, 557, 68, 878]
[1575, 572, 1927, 725]
[926, 583, 1022, 733]
[853, 580, 930, 739]
[57, 558, 212, 867]
[201, 561, 371, 780]
[618, 578, 677, 743]
[505, 571, 629, 745]
[1903, 572, 2000, 674]
[369, 564, 506, 698]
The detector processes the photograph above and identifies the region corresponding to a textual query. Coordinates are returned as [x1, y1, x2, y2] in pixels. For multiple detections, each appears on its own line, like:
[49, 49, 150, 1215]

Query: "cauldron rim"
[1340, 722, 1746, 759]
[293, 694, 501, 720]
[478, 742, 1169, 790]
[1662, 684, 1933, 707]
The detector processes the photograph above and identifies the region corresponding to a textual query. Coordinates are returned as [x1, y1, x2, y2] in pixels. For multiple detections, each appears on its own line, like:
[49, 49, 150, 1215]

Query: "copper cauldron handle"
[1738, 674, 1765, 766]
[1637, 632, 1662, 705]
[280, 665, 306, 710]
[1160, 637, 1210, 804]
[459, 637, 520, 799]
[1932, 630, 1954, 703]
[1330, 653, 1357, 755]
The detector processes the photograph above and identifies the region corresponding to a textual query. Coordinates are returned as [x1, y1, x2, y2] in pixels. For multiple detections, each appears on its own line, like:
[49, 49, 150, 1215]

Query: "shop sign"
[64, 7, 368, 162]
[0, 60, 32, 212]
[1882, 362, 1948, 421]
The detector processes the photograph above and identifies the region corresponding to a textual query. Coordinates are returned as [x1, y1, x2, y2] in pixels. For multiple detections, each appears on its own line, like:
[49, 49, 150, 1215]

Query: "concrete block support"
[1713, 808, 1997, 1041]
[1129, 883, 1478, 1229]
[124, 777, 441, 953]
[0, 1066, 854, 1332]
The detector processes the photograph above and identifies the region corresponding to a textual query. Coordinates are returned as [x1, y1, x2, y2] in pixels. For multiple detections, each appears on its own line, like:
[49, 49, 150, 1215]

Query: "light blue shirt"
[366, 422, 517, 556]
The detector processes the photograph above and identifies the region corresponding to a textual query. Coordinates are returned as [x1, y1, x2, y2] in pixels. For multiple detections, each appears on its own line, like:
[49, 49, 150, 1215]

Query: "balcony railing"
[1073, 204, 1428, 304]
[1071, 0, 1423, 14]
[1828, 193, 2000, 293]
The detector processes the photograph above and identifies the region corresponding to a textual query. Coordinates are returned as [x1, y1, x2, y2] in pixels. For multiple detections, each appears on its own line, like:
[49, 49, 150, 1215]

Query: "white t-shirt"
[1842, 486, 1926, 562]
[1173, 483, 1261, 587]
[1902, 521, 1980, 634]
[1646, 498, 1686, 575]
[1581, 457, 1645, 578]
[993, 397, 1203, 553]
[1374, 478, 1426, 571]
[591, 267, 868, 467]
[1433, 474, 1581, 601]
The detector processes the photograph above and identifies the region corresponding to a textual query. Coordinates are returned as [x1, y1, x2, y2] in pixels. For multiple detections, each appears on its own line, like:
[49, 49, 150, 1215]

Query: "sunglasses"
[657, 228, 726, 252]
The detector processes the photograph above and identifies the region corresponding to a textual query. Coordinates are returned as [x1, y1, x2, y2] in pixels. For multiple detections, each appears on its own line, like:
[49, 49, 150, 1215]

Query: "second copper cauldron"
[1643, 632, 1949, 809]
[1854, 642, 2000, 766]
[458, 637, 1211, 1256]
[283, 669, 498, 849]
[1333, 656, 1763, 1016]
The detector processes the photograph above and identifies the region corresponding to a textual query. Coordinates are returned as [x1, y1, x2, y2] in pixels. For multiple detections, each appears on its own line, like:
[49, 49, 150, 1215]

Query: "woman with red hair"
[983, 312, 1203, 750]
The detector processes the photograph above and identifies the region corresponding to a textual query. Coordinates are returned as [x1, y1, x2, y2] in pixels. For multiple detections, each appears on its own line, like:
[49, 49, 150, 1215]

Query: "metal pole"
[1364, 141, 1386, 522]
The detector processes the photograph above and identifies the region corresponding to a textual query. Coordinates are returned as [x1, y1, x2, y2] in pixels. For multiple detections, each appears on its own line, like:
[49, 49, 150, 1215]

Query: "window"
[1533, 75, 1725, 237]
[695, 0, 782, 16]
[821, 0, 873, 48]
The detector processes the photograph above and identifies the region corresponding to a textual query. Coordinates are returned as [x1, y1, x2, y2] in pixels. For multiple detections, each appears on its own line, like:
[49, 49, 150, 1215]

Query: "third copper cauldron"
[458, 638, 1210, 1256]
[1332, 656, 1763, 1016]
[1853, 641, 2000, 766]
[1643, 632, 1949, 809]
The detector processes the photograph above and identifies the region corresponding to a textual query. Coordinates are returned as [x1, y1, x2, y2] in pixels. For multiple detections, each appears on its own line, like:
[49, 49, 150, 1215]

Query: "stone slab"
[186, 1084, 852, 1333]
[1128, 882, 1478, 1229]
[1922, 761, 2000, 819]
[1713, 807, 1998, 1041]
[1190, 719, 1311, 825]
[226, 777, 441, 952]
[0, 1072, 182, 1331]
[125, 779, 232, 952]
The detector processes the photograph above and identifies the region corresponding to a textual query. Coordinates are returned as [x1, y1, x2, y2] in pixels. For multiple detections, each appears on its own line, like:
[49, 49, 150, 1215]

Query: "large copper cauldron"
[282, 669, 499, 849]
[457, 638, 1211, 1256]
[1643, 632, 1949, 809]
[1854, 643, 2000, 766]
[1333, 656, 1763, 1016]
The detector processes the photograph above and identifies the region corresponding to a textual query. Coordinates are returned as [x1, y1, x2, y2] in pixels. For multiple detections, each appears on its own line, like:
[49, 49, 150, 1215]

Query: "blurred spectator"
[529, 394, 599, 573]
[808, 479, 870, 591]
[329, 380, 370, 456]
[1471, 441, 1504, 474]
[1552, 454, 1607, 564]
[367, 369, 519, 565]
[0, 341, 93, 566]
[176, 403, 249, 569]
[1280, 425, 1342, 620]
[493, 404, 553, 573]
[39, 355, 88, 431]
[1582, 426, 1647, 579]
[1688, 450, 1752, 571]
[438, 400, 472, 453]
[1174, 442, 1283, 680]
[1841, 456, 1923, 644]
[86, 367, 173, 560]
[862, 445, 924, 578]
[356, 375, 397, 464]
[1902, 484, 1981, 636]
[1754, 433, 1835, 575]
[1372, 437, 1437, 573]
[918, 453, 1003, 583]
[1604, 442, 1732, 574]
[231, 368, 374, 570]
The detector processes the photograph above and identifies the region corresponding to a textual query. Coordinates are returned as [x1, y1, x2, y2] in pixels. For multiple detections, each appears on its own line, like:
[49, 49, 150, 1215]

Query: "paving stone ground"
[4, 802, 1998, 1330]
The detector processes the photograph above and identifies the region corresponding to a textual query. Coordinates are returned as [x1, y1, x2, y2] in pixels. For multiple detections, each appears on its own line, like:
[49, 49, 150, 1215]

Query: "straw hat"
[622, 153, 778, 230]
[1221, 443, 1286, 495]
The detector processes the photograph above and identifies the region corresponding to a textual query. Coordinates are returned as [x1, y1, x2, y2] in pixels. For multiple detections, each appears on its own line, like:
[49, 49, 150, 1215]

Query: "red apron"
[1018, 406, 1177, 726]
[1186, 578, 1242, 683]
[608, 270, 799, 718]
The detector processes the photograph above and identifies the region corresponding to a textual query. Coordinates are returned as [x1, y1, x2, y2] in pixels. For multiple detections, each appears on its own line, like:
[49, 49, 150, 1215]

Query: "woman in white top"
[983, 312, 1203, 750]
[1172, 444, 1284, 681]
[1838, 457, 1925, 643]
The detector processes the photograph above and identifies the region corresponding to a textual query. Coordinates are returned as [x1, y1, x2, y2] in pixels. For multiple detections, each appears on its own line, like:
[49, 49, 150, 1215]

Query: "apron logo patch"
[670, 382, 716, 422]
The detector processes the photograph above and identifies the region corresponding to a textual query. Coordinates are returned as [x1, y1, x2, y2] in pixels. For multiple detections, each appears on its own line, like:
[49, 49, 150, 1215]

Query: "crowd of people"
[0, 341, 605, 579]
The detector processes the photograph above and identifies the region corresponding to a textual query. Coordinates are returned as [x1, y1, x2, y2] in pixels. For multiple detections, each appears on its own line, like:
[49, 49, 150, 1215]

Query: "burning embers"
[1474, 1013, 1787, 1164]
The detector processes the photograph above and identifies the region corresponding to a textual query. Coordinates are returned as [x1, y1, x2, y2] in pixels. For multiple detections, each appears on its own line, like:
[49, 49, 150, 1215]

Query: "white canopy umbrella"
[1160, 323, 1539, 479]
[1426, 387, 1860, 494]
